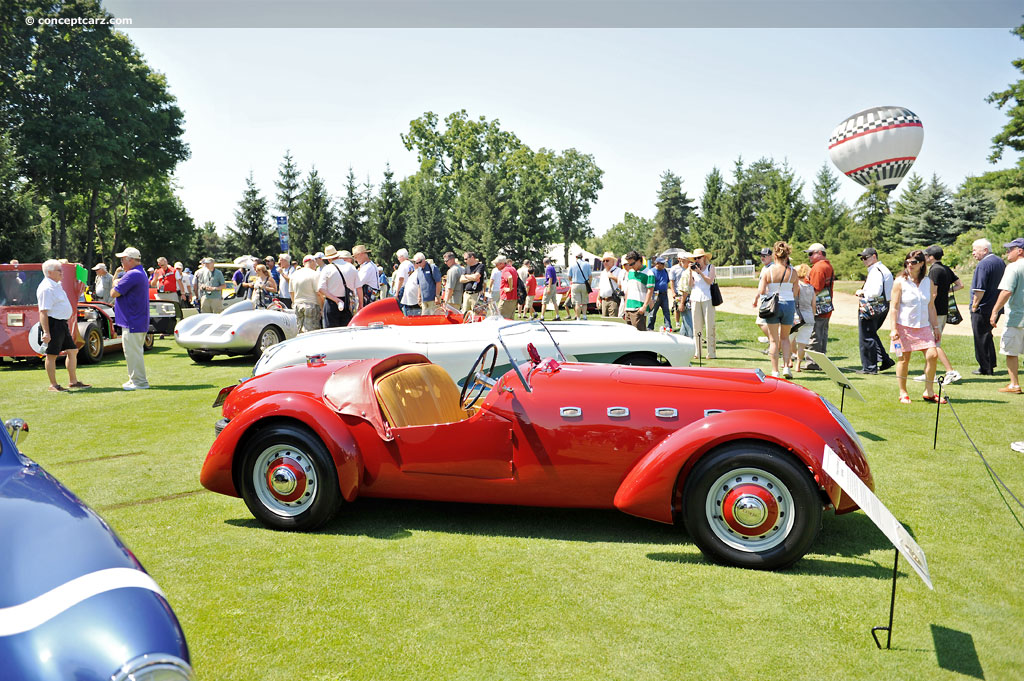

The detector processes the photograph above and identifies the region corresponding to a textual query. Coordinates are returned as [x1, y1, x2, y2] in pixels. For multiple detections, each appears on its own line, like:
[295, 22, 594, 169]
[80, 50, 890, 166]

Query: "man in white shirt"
[37, 259, 88, 392]
[352, 245, 380, 306]
[597, 252, 623, 317]
[400, 255, 426, 316]
[393, 248, 415, 300]
[318, 245, 361, 327]
[276, 254, 295, 308]
[855, 247, 895, 374]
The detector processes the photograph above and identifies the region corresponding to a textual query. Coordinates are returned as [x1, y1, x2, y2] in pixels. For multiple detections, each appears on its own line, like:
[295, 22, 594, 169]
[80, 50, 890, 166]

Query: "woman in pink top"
[889, 249, 944, 404]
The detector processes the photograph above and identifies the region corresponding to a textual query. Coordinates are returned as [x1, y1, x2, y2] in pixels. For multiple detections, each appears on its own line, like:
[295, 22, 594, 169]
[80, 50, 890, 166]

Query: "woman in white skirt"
[889, 249, 944, 404]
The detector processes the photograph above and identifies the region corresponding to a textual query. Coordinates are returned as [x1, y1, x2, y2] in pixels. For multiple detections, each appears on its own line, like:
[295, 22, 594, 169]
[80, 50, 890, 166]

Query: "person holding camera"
[597, 251, 624, 317]
[669, 252, 695, 337]
[689, 248, 717, 360]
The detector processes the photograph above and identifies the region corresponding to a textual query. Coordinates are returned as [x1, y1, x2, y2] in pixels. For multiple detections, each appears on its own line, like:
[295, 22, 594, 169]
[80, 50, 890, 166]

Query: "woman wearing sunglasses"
[889, 249, 946, 404]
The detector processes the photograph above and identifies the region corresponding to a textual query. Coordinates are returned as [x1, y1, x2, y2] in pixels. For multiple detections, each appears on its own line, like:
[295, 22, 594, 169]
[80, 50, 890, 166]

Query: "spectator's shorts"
[43, 318, 76, 355]
[570, 283, 588, 306]
[1000, 326, 1024, 356]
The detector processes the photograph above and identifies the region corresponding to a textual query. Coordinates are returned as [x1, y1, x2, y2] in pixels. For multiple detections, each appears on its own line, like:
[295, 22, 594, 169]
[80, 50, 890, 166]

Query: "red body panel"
[202, 356, 873, 520]
[349, 298, 476, 327]
[1, 263, 80, 358]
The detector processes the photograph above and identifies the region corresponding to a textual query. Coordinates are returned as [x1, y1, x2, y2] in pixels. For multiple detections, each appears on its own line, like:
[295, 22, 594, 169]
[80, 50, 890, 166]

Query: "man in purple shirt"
[542, 257, 560, 321]
[112, 247, 151, 390]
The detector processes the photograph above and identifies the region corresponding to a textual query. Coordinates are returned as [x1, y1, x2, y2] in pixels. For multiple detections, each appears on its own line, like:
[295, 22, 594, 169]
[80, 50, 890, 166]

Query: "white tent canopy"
[544, 242, 602, 268]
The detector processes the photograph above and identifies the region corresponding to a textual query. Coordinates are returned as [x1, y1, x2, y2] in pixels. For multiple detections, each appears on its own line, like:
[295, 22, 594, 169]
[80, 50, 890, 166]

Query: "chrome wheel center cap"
[270, 467, 298, 496]
[732, 495, 768, 527]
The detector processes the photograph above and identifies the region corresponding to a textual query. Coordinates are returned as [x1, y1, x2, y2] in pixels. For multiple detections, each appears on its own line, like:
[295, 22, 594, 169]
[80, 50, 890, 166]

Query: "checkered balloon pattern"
[828, 106, 923, 193]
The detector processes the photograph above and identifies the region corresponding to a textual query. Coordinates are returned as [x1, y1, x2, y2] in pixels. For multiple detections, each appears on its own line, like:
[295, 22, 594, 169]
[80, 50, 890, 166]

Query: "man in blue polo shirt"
[112, 247, 151, 390]
[647, 256, 672, 330]
[568, 253, 592, 321]
[970, 238, 1007, 375]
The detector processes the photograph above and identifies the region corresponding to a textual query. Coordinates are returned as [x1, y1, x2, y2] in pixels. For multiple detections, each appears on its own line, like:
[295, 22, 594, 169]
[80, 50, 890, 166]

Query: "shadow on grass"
[931, 625, 985, 679]
[646, 551, 898, 579]
[227, 499, 684, 545]
[858, 431, 886, 442]
[74, 383, 217, 393]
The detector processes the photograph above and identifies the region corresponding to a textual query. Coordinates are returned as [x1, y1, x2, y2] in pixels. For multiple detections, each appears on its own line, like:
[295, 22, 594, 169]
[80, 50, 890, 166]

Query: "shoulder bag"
[946, 294, 963, 325]
[706, 265, 723, 306]
[757, 266, 785, 319]
[577, 261, 592, 294]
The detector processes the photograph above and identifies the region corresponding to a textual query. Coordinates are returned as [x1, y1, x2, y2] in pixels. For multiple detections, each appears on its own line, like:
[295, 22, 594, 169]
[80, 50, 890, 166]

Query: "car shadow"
[646, 551, 899, 579]
[72, 383, 218, 393]
[228, 499, 683, 546]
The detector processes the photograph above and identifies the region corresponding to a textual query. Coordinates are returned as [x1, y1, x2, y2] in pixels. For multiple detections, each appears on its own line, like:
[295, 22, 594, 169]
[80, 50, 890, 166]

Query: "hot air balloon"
[828, 106, 923, 193]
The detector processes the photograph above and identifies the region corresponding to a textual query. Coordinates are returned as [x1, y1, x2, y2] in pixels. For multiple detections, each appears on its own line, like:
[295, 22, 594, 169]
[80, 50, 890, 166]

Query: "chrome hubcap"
[705, 467, 794, 553]
[252, 445, 317, 517]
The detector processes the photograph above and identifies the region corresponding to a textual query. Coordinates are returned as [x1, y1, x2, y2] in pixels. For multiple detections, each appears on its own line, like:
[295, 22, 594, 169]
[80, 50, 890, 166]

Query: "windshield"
[495, 320, 568, 368]
[0, 271, 45, 306]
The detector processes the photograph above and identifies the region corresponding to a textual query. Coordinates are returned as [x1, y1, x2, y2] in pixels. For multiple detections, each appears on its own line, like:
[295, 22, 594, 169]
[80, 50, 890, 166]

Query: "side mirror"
[5, 418, 29, 446]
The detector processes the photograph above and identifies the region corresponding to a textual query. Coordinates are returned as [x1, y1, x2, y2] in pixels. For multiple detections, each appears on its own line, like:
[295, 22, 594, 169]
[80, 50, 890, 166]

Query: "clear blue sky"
[121, 28, 1022, 239]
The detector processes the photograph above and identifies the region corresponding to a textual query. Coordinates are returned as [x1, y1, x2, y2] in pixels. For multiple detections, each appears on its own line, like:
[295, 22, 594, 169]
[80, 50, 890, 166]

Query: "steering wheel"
[459, 343, 498, 410]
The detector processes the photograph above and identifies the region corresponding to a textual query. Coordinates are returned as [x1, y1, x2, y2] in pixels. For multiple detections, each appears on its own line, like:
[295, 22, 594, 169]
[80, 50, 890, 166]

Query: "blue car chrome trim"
[0, 568, 164, 637]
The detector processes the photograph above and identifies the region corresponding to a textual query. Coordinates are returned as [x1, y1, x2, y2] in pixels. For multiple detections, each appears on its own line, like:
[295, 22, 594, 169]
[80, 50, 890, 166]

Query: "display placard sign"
[806, 350, 865, 402]
[822, 445, 933, 590]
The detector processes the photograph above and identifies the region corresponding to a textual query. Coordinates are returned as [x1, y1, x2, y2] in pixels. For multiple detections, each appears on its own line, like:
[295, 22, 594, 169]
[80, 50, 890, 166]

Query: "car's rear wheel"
[254, 325, 283, 356]
[187, 349, 214, 363]
[681, 442, 822, 570]
[79, 323, 104, 364]
[239, 423, 341, 531]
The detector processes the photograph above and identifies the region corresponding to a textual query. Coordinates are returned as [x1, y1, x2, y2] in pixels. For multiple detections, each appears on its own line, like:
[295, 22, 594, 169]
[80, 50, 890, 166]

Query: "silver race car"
[174, 299, 297, 362]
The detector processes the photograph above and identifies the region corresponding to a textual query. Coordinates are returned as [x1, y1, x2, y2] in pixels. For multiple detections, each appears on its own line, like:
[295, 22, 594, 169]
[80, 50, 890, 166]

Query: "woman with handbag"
[690, 248, 717, 360]
[756, 241, 799, 378]
[889, 249, 945, 405]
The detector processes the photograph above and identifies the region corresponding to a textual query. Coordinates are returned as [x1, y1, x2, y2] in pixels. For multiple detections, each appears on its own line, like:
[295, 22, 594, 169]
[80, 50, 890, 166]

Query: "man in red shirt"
[805, 243, 834, 371]
[499, 258, 519, 320]
[150, 256, 179, 304]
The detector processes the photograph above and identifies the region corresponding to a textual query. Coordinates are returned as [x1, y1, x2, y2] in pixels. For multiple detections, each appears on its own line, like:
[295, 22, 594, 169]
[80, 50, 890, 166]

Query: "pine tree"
[402, 166, 447, 261]
[806, 163, 851, 253]
[366, 163, 405, 261]
[884, 173, 925, 247]
[227, 172, 275, 256]
[690, 167, 725, 255]
[899, 174, 951, 245]
[950, 184, 997, 240]
[293, 167, 336, 255]
[853, 181, 890, 247]
[649, 170, 695, 254]
[274, 150, 301, 249]
[340, 167, 366, 248]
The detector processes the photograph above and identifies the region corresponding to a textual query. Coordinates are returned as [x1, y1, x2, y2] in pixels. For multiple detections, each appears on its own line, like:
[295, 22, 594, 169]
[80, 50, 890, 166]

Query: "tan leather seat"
[374, 363, 470, 428]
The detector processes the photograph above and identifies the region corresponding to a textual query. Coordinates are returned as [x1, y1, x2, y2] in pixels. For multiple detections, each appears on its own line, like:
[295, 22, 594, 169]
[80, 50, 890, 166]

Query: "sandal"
[898, 395, 911, 404]
[68, 382, 91, 389]
[922, 394, 948, 404]
[47, 385, 67, 392]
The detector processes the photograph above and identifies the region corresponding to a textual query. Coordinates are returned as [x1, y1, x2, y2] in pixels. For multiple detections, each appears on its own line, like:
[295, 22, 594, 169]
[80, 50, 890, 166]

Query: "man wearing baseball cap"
[804, 243, 834, 370]
[922, 245, 963, 383]
[195, 257, 226, 313]
[111, 247, 150, 390]
[991, 238, 1024, 394]
[91, 262, 114, 305]
[394, 248, 414, 301]
[854, 247, 894, 374]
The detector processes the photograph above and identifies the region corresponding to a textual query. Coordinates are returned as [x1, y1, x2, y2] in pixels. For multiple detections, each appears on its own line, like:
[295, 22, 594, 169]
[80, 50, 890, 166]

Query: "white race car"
[174, 299, 298, 362]
[253, 318, 695, 383]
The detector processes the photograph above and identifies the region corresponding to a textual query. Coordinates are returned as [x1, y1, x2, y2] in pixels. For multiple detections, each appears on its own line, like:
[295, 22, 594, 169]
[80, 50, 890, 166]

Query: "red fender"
[613, 410, 845, 524]
[200, 394, 363, 503]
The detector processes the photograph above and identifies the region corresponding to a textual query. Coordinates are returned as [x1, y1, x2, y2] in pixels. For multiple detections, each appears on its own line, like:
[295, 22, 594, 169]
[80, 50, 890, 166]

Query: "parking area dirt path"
[719, 286, 974, 337]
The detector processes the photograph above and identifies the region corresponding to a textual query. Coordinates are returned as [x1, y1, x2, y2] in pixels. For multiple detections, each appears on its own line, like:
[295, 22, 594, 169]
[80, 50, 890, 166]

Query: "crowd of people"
[23, 233, 1024, 402]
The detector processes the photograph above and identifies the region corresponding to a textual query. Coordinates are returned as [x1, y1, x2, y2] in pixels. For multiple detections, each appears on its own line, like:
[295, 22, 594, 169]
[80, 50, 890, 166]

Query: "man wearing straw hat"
[318, 245, 361, 327]
[597, 252, 624, 318]
[690, 248, 717, 360]
[669, 251, 695, 337]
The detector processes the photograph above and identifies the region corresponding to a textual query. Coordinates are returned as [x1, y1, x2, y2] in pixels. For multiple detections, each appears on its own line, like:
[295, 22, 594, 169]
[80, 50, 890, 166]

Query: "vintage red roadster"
[201, 323, 873, 570]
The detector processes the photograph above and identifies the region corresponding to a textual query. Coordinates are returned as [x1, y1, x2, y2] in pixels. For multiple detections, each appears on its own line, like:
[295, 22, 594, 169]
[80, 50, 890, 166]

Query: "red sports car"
[349, 298, 482, 326]
[200, 325, 873, 570]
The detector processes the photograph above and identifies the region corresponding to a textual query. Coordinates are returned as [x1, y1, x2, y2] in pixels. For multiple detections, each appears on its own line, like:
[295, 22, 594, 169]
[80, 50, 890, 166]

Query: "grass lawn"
[2, 308, 1022, 680]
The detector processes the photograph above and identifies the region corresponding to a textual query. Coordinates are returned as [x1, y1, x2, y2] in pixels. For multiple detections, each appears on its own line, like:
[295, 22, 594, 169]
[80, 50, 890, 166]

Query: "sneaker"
[782, 366, 792, 379]
[1011, 441, 1024, 453]
[122, 381, 135, 390]
[758, 336, 769, 343]
[942, 370, 962, 385]
[912, 374, 927, 382]
[770, 370, 780, 378]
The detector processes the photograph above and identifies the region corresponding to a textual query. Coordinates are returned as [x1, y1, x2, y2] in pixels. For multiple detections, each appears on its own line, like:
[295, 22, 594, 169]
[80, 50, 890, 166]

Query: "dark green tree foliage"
[402, 162, 448, 262]
[194, 220, 230, 263]
[0, 132, 44, 261]
[987, 23, 1024, 164]
[340, 167, 366, 247]
[756, 162, 807, 246]
[806, 163, 852, 253]
[884, 173, 925, 246]
[365, 163, 405, 261]
[853, 181, 891, 248]
[690, 167, 725, 254]
[496, 146, 553, 264]
[274, 150, 302, 230]
[228, 173, 275, 256]
[951, 182, 999, 242]
[121, 175, 195, 265]
[649, 170, 695, 255]
[293, 167, 335, 255]
[588, 213, 655, 260]
[897, 174, 951, 245]
[549, 148, 604, 266]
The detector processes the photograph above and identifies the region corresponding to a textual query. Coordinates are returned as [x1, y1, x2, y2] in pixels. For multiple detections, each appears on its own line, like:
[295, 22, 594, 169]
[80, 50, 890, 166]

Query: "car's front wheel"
[79, 323, 104, 364]
[681, 442, 822, 570]
[239, 423, 341, 531]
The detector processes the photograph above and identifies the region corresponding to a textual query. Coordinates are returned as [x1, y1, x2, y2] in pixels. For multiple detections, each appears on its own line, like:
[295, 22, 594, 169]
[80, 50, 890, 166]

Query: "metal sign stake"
[872, 549, 900, 649]
[932, 380, 943, 450]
